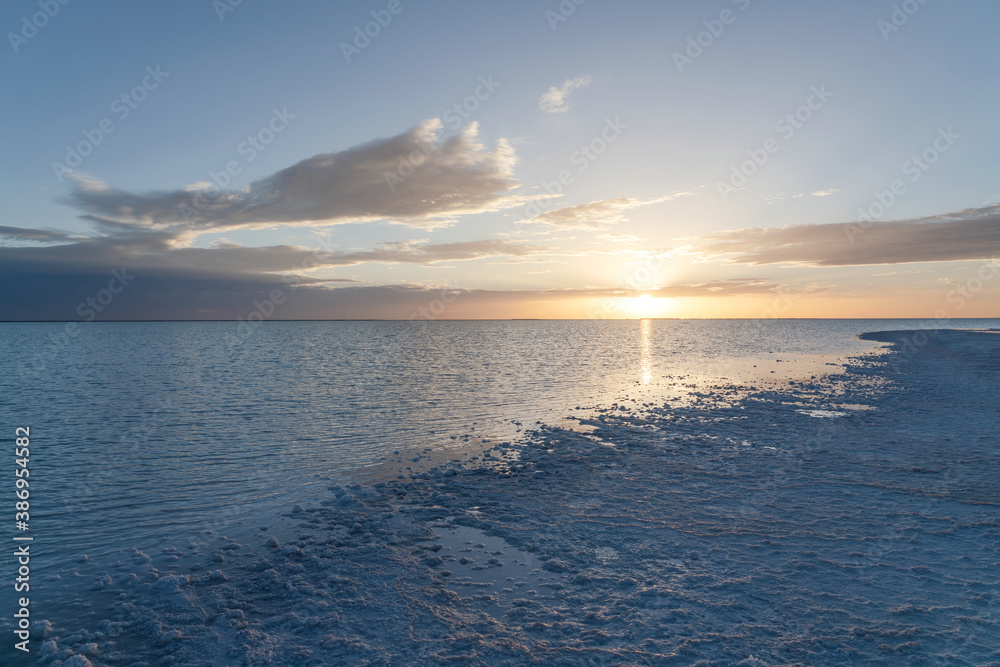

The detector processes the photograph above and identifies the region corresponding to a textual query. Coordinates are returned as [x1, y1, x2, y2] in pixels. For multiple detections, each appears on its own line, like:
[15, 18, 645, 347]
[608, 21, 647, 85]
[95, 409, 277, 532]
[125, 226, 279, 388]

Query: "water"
[0, 319, 997, 612]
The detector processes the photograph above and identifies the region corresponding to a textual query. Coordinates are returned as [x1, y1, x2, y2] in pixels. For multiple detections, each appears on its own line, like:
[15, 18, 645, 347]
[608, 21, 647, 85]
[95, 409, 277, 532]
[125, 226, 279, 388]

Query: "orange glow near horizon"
[424, 290, 1000, 320]
[621, 294, 673, 319]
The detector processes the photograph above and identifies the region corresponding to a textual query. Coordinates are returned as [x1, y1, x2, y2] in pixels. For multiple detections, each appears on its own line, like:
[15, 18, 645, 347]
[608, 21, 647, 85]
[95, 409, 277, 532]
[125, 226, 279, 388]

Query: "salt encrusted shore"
[20, 330, 1000, 665]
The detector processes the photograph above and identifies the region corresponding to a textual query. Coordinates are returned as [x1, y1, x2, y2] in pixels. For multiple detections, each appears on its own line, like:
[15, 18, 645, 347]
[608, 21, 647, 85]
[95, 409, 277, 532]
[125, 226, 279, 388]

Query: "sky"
[2, 0, 999, 320]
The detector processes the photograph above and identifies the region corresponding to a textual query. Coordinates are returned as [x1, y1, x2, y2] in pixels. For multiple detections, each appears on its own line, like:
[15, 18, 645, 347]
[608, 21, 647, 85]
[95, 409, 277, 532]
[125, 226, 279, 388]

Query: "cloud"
[1, 279, 795, 321]
[522, 197, 636, 229]
[597, 233, 642, 244]
[0, 118, 566, 320]
[317, 238, 546, 267]
[538, 75, 592, 113]
[765, 188, 839, 203]
[521, 194, 690, 230]
[0, 225, 74, 243]
[1, 234, 546, 276]
[0, 221, 799, 319]
[0, 224, 548, 320]
[682, 204, 1000, 266]
[872, 269, 931, 276]
[64, 120, 519, 234]
[650, 279, 796, 298]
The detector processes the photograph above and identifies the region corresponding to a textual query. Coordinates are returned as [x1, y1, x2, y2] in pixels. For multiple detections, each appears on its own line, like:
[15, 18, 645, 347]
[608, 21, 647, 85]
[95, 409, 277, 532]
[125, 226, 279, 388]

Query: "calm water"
[1, 319, 997, 580]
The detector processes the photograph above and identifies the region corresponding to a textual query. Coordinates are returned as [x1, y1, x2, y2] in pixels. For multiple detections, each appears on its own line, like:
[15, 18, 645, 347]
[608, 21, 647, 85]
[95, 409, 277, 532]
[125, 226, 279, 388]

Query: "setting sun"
[622, 294, 671, 318]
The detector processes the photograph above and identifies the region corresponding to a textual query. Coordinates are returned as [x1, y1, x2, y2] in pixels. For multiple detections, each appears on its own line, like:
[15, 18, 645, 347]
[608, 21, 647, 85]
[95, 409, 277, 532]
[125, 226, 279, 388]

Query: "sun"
[622, 294, 669, 318]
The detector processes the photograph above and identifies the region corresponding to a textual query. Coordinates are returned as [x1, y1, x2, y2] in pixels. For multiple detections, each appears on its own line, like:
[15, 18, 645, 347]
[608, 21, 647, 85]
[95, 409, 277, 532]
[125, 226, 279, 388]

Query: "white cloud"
[538, 75, 593, 113]
[766, 188, 839, 203]
[65, 120, 521, 233]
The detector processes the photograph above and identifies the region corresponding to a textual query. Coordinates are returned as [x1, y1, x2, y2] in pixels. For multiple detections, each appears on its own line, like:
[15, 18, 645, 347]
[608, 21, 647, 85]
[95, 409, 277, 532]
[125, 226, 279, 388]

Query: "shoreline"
[6, 330, 1000, 665]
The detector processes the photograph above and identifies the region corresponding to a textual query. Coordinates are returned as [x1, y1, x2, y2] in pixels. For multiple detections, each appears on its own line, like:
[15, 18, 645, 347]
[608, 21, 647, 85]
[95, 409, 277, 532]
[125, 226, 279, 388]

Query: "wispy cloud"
[0, 225, 75, 243]
[872, 269, 931, 276]
[520, 194, 690, 230]
[682, 204, 1000, 266]
[521, 197, 636, 229]
[765, 188, 839, 204]
[538, 75, 592, 113]
[650, 279, 809, 298]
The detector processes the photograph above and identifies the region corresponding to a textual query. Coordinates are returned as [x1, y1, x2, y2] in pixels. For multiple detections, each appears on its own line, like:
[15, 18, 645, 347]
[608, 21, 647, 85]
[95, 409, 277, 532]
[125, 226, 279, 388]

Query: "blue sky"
[2, 0, 999, 319]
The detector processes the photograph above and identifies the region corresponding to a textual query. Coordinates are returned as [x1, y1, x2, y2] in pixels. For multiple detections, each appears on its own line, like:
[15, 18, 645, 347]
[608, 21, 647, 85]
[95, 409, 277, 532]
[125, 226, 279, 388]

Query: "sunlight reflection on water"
[1, 318, 997, 575]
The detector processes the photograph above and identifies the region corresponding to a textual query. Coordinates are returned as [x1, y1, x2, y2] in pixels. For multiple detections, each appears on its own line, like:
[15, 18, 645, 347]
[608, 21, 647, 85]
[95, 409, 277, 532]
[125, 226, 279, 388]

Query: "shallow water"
[1, 319, 998, 627]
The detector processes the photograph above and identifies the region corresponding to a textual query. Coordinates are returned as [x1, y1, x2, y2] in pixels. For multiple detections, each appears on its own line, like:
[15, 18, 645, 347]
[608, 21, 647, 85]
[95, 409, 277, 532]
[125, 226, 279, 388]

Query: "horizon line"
[1, 317, 999, 324]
